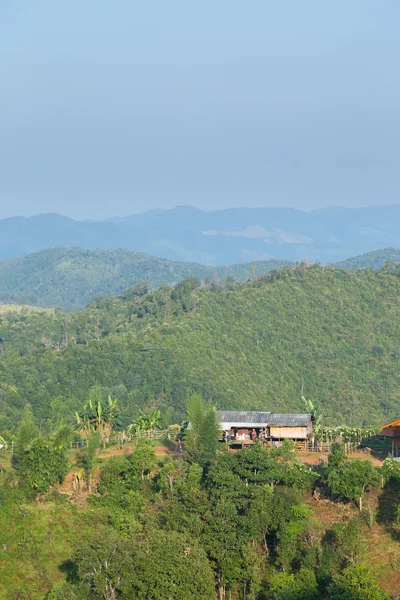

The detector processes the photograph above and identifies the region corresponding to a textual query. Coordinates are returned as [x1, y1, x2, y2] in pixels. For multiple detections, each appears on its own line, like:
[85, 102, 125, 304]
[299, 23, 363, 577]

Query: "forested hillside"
[1, 246, 399, 312]
[336, 248, 400, 271]
[0, 247, 292, 311]
[1, 264, 400, 432]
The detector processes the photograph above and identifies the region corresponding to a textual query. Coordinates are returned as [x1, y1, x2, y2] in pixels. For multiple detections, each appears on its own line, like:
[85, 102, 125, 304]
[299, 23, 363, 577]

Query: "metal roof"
[269, 413, 312, 427]
[217, 411, 271, 425]
[217, 411, 312, 428]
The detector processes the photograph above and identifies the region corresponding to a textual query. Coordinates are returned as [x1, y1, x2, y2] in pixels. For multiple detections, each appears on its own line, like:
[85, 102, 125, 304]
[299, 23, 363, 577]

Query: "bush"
[382, 457, 400, 482]
[328, 564, 392, 600]
[327, 459, 380, 508]
[15, 437, 69, 495]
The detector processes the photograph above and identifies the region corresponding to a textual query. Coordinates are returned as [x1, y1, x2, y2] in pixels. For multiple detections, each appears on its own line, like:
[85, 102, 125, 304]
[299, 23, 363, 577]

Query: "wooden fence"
[260, 439, 359, 453]
[69, 429, 170, 448]
[1, 435, 359, 455]
[132, 429, 169, 441]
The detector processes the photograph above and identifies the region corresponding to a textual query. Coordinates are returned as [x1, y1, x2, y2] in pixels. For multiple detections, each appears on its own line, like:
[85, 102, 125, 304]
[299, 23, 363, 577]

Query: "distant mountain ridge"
[2, 204, 400, 264]
[0, 247, 292, 311]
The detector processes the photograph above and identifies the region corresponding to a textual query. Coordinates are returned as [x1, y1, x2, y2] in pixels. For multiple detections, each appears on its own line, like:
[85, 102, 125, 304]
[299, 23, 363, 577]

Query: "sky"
[0, 0, 399, 220]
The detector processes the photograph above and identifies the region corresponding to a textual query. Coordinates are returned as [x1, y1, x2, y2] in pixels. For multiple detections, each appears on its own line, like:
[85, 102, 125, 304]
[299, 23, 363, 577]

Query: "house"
[268, 413, 314, 440]
[380, 418, 400, 458]
[217, 410, 313, 444]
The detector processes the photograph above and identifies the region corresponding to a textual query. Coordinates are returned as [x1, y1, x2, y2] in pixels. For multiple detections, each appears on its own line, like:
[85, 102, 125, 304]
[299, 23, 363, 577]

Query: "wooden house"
[217, 411, 313, 444]
[268, 413, 314, 440]
[380, 418, 400, 458]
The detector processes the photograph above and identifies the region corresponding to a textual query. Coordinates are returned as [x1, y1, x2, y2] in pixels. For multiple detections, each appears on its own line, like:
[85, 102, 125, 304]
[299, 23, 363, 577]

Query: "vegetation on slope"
[1, 264, 400, 432]
[336, 248, 400, 271]
[1, 246, 399, 312]
[1, 412, 399, 599]
[0, 246, 292, 311]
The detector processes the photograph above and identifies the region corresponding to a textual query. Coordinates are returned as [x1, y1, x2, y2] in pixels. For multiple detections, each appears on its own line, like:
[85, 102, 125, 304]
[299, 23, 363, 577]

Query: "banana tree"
[74, 389, 119, 446]
[302, 395, 322, 438]
[128, 409, 162, 438]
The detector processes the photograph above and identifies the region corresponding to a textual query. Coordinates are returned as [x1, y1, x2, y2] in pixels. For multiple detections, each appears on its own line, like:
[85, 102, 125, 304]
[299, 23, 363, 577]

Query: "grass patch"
[0, 304, 54, 315]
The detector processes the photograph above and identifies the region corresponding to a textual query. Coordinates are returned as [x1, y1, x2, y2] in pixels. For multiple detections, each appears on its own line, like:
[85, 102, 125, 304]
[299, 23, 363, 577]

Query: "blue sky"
[1, 0, 399, 219]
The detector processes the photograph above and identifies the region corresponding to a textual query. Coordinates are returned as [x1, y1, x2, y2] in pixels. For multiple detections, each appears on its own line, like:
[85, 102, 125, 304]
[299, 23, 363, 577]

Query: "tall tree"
[12, 404, 39, 470]
[184, 395, 220, 463]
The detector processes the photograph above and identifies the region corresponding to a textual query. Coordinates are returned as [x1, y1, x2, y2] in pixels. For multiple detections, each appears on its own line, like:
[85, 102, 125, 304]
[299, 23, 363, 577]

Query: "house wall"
[269, 425, 311, 440]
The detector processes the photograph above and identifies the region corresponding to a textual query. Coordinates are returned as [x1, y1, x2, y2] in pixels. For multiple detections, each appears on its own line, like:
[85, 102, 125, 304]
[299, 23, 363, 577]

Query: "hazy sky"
[1, 1, 399, 219]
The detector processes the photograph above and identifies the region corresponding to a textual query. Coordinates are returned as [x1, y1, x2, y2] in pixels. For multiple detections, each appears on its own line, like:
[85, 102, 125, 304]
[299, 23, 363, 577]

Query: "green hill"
[336, 248, 400, 270]
[1, 264, 400, 431]
[1, 246, 399, 313]
[0, 247, 292, 311]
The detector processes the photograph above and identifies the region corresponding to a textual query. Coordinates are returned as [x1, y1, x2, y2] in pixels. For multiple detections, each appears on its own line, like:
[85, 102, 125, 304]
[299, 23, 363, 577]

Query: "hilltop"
[1, 246, 400, 311]
[1, 264, 400, 431]
[336, 248, 400, 271]
[0, 247, 292, 311]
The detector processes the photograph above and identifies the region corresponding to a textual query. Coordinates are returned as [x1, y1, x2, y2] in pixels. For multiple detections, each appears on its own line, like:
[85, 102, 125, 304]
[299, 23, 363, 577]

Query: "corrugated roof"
[217, 411, 271, 425]
[216, 411, 312, 428]
[269, 413, 312, 427]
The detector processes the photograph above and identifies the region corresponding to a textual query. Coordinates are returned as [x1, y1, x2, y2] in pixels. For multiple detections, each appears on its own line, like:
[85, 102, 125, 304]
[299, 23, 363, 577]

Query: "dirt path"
[95, 443, 176, 459]
[296, 450, 384, 467]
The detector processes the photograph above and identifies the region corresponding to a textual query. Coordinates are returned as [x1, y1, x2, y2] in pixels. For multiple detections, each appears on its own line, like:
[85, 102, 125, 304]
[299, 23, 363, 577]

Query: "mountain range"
[2, 204, 400, 264]
[0, 246, 399, 311]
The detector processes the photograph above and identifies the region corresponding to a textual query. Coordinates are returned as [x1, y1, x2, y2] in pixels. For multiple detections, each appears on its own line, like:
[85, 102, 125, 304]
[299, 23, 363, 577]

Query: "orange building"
[380, 418, 400, 457]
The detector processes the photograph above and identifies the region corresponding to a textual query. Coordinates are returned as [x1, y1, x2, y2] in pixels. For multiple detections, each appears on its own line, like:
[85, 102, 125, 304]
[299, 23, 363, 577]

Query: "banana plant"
[74, 388, 119, 445]
[302, 395, 322, 437]
[128, 409, 162, 437]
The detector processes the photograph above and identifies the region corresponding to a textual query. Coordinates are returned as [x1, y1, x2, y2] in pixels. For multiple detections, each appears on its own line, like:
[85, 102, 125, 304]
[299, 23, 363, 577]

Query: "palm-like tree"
[128, 409, 162, 438]
[302, 395, 322, 437]
[74, 388, 119, 445]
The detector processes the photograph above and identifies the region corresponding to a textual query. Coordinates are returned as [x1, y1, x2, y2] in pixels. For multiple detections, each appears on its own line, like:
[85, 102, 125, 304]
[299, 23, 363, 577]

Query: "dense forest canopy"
[0, 246, 398, 312]
[0, 247, 292, 311]
[1, 263, 400, 432]
[335, 248, 400, 271]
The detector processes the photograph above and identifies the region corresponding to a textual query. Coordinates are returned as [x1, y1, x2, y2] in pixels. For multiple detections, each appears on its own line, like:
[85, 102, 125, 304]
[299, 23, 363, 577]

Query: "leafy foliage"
[327, 459, 380, 507]
[184, 395, 220, 463]
[336, 248, 400, 271]
[328, 564, 392, 600]
[128, 409, 162, 434]
[0, 246, 292, 311]
[74, 387, 119, 444]
[0, 431, 395, 599]
[2, 265, 400, 433]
